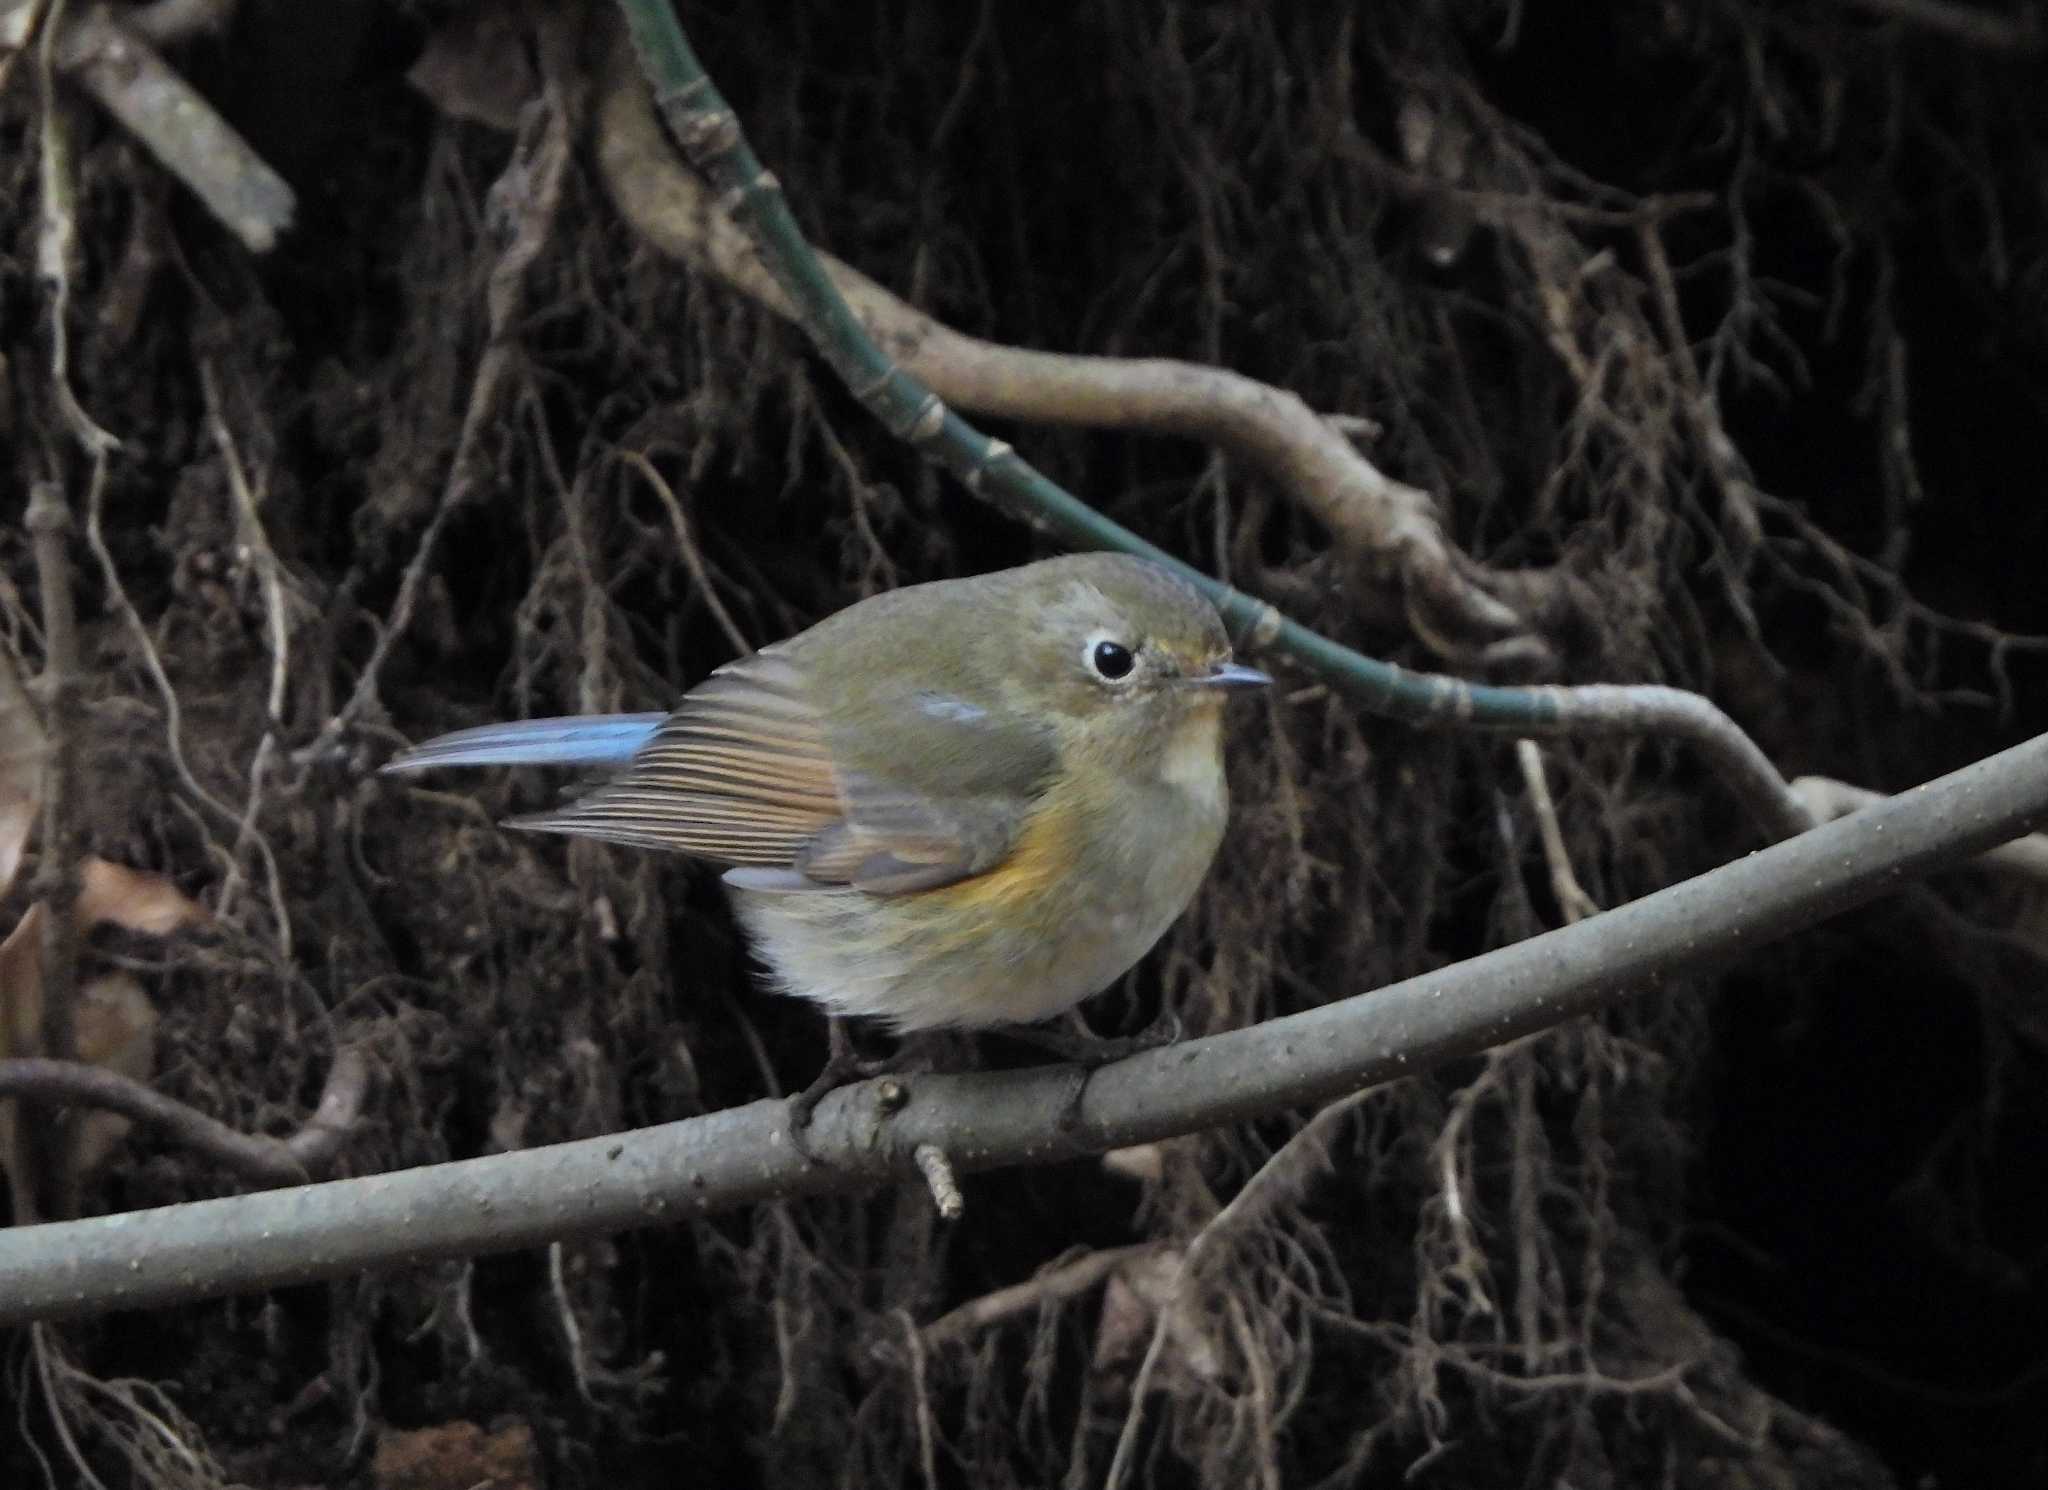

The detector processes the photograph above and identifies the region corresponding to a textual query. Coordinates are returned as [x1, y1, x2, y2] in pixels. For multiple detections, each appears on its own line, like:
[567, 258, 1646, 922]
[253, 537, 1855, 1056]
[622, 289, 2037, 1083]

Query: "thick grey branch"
[1, 731, 2045, 1325]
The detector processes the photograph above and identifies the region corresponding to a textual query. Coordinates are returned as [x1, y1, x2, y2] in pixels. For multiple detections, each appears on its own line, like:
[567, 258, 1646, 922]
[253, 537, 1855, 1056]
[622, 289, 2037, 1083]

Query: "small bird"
[384, 553, 1268, 1112]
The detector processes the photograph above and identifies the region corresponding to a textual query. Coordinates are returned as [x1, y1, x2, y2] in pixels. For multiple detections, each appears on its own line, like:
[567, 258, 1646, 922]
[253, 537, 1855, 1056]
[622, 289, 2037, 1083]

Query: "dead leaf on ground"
[1, 857, 206, 1217]
[373, 1421, 539, 1490]
[0, 857, 207, 1059]
[73, 855, 211, 936]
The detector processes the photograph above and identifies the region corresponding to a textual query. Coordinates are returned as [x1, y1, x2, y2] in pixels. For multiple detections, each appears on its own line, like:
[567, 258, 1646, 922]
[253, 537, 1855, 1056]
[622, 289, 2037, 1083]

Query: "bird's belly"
[728, 797, 1222, 1032]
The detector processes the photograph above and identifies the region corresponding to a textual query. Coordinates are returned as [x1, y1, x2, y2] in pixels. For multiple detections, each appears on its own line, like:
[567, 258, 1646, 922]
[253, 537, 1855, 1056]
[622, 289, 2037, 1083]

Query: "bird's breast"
[730, 703, 1232, 1032]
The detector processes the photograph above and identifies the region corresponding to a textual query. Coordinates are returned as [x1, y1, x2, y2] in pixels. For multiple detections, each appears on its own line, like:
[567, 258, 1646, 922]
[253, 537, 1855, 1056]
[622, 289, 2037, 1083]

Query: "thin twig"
[31, 1324, 114, 1490]
[1106, 1089, 1375, 1490]
[912, 1144, 964, 1221]
[199, 359, 297, 955]
[33, 11, 120, 455]
[24, 481, 84, 1224]
[1431, 1039, 1526, 1322]
[0, 1046, 367, 1189]
[1343, 129, 1720, 229]
[81, 453, 296, 955]
[1516, 740, 1600, 923]
[620, 450, 754, 657]
[548, 1241, 595, 1403]
[933, 1236, 1171, 1342]
[32, 1322, 227, 1489]
[923, 1242, 1164, 1344]
[305, 26, 577, 754]
[1228, 1294, 1282, 1490]
[900, 1309, 940, 1490]
[287, 1046, 368, 1173]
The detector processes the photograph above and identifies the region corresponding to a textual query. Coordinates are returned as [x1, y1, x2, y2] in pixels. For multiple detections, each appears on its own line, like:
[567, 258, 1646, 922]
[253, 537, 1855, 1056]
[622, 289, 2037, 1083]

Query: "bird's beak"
[1185, 660, 1272, 691]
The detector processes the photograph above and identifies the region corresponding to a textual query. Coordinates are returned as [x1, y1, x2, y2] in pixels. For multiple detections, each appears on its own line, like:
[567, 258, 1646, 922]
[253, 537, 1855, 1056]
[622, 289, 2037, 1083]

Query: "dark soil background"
[4, 1, 2047, 1486]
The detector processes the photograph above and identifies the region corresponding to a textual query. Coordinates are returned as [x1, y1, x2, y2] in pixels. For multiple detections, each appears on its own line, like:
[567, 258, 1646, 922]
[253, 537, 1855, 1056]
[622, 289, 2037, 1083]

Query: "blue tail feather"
[382, 714, 666, 774]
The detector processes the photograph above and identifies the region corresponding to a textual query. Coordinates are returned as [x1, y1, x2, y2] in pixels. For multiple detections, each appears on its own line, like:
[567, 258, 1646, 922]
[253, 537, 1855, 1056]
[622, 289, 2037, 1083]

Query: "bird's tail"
[381, 714, 666, 774]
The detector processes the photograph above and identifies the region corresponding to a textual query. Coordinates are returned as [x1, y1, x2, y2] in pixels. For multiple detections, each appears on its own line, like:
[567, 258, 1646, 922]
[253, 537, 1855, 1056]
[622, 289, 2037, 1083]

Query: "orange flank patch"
[916, 790, 1078, 918]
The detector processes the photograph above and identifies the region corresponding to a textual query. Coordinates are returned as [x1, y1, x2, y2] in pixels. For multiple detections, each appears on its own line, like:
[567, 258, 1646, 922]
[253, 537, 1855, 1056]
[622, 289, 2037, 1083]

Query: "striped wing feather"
[510, 646, 1046, 895]
[509, 649, 841, 866]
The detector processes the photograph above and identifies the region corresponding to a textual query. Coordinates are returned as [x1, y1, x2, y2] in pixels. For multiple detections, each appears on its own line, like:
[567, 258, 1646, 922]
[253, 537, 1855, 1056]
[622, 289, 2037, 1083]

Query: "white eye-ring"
[1083, 632, 1138, 683]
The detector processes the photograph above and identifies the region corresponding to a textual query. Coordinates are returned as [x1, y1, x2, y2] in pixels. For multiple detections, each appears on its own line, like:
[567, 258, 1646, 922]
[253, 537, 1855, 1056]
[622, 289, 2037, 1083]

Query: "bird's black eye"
[1090, 639, 1136, 680]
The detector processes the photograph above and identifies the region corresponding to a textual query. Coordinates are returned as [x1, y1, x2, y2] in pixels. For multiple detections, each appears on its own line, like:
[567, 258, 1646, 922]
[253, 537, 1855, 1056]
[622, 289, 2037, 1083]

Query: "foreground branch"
[1, 729, 2044, 1327]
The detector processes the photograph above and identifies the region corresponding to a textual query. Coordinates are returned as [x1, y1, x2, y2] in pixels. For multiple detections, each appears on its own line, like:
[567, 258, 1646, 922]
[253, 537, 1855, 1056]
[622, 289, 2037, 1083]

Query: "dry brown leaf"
[0, 858, 196, 1215]
[0, 643, 44, 901]
[74, 855, 210, 935]
[374, 1421, 540, 1490]
[0, 859, 199, 1061]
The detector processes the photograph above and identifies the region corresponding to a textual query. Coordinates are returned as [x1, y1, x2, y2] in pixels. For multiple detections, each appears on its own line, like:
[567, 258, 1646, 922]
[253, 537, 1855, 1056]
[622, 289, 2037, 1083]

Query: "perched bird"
[383, 553, 1268, 1111]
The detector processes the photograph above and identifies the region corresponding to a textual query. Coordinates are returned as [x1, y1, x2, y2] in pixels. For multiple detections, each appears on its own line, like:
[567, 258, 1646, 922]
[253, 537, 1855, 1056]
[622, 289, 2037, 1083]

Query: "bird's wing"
[507, 647, 1055, 895]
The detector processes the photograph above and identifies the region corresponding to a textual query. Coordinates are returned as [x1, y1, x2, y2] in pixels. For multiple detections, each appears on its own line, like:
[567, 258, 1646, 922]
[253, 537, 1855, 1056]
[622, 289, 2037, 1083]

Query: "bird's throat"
[1156, 702, 1227, 813]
